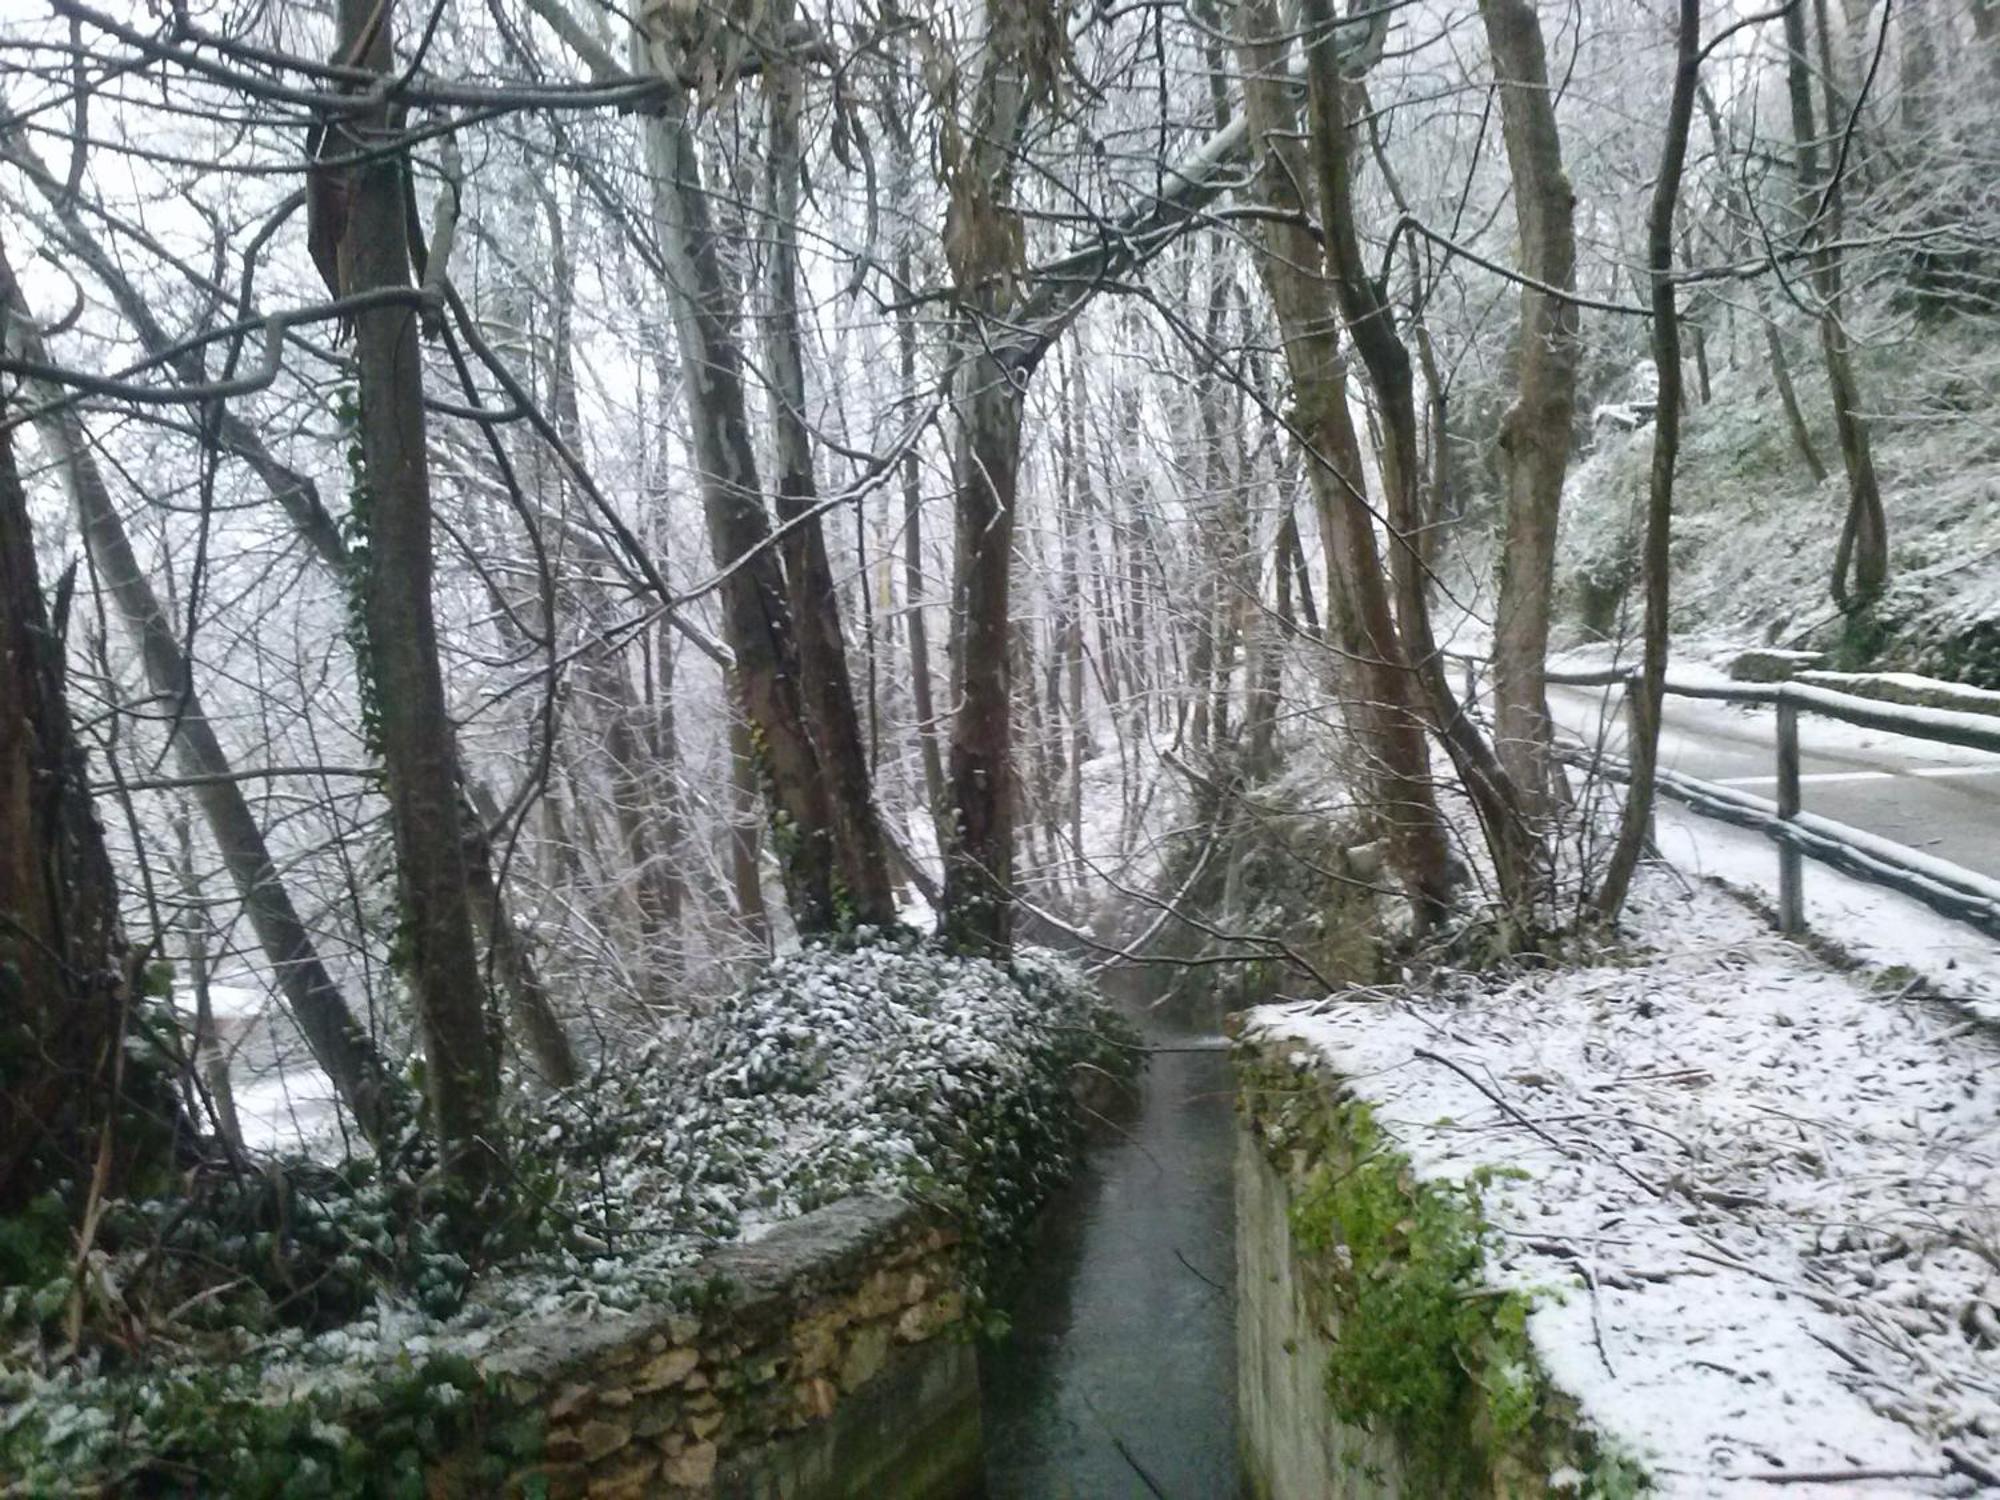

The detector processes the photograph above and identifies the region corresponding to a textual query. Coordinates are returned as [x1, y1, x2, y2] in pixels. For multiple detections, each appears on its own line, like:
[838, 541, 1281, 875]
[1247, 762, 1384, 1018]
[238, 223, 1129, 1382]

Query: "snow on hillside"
[1555, 324, 2000, 682]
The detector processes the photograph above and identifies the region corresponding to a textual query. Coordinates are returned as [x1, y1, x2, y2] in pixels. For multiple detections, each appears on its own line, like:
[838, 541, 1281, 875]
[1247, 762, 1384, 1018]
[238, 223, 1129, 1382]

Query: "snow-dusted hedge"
[0, 937, 1131, 1493]
[541, 936, 1135, 1274]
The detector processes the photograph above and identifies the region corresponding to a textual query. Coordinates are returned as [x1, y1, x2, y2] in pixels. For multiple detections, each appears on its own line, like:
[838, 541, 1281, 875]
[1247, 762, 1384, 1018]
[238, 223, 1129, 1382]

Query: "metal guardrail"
[1540, 664, 2000, 942]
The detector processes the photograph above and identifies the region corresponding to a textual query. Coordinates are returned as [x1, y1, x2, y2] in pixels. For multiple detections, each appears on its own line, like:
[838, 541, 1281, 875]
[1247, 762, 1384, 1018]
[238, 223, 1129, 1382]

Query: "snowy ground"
[1247, 874, 2000, 1497]
[1656, 804, 2000, 1028]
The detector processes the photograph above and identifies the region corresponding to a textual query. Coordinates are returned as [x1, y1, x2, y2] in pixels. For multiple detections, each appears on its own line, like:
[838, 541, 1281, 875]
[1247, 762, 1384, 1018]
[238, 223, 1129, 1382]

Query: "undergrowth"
[1290, 1101, 1539, 1457]
[0, 936, 1131, 1493]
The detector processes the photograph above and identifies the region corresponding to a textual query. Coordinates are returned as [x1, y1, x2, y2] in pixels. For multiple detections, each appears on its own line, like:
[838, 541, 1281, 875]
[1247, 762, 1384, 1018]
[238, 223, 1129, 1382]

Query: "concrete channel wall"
[1236, 1129, 1408, 1498]
[1234, 1038, 1614, 1499]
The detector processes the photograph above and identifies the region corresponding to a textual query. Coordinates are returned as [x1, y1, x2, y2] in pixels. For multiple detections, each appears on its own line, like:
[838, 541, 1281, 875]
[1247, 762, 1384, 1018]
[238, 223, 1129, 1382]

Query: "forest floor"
[1249, 868, 2000, 1496]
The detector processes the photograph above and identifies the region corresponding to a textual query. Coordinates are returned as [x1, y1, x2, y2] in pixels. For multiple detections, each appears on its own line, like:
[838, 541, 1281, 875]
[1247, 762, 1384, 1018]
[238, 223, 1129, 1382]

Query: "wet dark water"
[980, 997, 1243, 1499]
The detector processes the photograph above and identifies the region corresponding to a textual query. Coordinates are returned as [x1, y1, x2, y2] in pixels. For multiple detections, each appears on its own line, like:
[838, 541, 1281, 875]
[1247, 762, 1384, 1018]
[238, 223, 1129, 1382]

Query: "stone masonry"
[471, 1196, 977, 1498]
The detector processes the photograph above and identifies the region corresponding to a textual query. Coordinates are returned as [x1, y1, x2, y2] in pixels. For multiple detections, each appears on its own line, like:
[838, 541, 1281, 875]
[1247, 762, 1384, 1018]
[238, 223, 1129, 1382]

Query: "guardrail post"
[1775, 697, 1803, 935]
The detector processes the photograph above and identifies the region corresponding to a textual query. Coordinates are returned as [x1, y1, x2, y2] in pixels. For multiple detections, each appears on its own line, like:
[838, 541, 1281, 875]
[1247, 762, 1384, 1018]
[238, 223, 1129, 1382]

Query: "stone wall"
[471, 1195, 980, 1498]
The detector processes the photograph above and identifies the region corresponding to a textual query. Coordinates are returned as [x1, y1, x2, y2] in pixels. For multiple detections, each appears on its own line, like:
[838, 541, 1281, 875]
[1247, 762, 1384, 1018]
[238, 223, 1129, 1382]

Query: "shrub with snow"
[537, 936, 1135, 1267]
[0, 936, 1131, 1491]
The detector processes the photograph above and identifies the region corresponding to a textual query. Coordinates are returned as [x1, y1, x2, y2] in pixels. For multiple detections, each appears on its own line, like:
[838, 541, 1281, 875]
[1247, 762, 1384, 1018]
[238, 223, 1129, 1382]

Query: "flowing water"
[980, 983, 1244, 1499]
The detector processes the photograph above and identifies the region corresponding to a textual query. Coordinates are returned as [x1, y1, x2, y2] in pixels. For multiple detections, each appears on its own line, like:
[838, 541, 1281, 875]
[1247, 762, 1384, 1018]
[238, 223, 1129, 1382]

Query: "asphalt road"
[1547, 683, 2000, 881]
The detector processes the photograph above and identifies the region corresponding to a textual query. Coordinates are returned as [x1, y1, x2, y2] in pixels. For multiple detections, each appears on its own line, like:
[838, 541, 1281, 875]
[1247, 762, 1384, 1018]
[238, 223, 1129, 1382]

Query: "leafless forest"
[3, 0, 1997, 1446]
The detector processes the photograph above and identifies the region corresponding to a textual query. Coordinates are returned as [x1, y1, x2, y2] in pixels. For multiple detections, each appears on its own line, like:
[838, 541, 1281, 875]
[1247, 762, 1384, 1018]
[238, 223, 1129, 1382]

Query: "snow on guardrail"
[1794, 669, 2000, 718]
[1541, 663, 2000, 756]
[1497, 653, 2000, 942]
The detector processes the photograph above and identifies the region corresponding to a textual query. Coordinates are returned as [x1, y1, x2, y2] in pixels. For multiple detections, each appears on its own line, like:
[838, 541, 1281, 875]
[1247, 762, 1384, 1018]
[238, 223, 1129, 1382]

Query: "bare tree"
[0, 238, 398, 1143]
[4, 119, 578, 1090]
[336, 0, 502, 1203]
[760, 8, 899, 926]
[1297, 0, 1535, 916]
[1784, 0, 1888, 613]
[0, 390, 180, 1212]
[1595, 0, 1702, 924]
[933, 0, 1054, 954]
[1233, 0, 1454, 927]
[1482, 0, 1580, 819]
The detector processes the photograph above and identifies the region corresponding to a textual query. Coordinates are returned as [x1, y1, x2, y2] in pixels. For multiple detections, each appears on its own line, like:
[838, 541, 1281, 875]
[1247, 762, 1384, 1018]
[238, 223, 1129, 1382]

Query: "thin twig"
[1412, 1047, 1661, 1197]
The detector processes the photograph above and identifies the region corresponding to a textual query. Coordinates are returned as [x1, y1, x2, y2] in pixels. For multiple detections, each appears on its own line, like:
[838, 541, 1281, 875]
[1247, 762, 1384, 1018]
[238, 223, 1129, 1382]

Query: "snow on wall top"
[1246, 878, 2000, 1498]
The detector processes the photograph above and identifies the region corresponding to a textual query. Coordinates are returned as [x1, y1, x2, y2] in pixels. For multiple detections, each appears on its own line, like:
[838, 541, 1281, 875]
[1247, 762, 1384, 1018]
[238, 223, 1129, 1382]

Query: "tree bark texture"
[1595, 0, 1700, 924]
[726, 703, 771, 948]
[762, 30, 898, 927]
[941, 352, 1029, 953]
[1481, 0, 1580, 819]
[339, 0, 502, 1200]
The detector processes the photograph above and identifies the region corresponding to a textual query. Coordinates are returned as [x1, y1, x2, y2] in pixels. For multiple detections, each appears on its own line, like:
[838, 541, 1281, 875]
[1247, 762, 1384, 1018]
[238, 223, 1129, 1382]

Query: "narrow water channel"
[980, 988, 1244, 1498]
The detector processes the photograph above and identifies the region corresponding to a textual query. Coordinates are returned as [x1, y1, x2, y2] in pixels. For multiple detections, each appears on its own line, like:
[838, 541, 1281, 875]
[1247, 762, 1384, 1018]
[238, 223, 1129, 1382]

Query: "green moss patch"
[1237, 1044, 1648, 1498]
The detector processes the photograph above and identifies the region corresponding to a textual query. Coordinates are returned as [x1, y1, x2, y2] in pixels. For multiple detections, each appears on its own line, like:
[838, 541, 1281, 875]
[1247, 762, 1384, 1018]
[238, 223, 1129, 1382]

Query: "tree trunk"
[1234, 0, 1454, 925]
[1245, 552, 1281, 781]
[580, 641, 680, 989]
[1059, 347, 1092, 860]
[898, 248, 949, 843]
[463, 783, 578, 1087]
[0, 397, 179, 1213]
[340, 0, 501, 1206]
[1696, 85, 1829, 486]
[1785, 0, 1888, 612]
[542, 195, 683, 990]
[936, 0, 1045, 955]
[12, 113, 572, 1098]
[1974, 0, 2000, 77]
[1764, 313, 1828, 483]
[635, 94, 843, 932]
[1353, 82, 1454, 565]
[726, 704, 770, 948]
[941, 349, 1029, 953]
[0, 238, 397, 1145]
[173, 803, 241, 1150]
[1278, 500, 1320, 638]
[1297, 0, 1534, 914]
[1481, 0, 1581, 821]
[1595, 0, 1701, 924]
[647, 607, 690, 938]
[761, 27, 897, 927]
